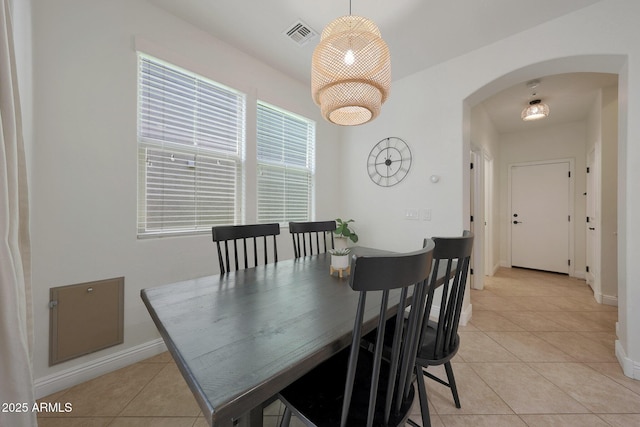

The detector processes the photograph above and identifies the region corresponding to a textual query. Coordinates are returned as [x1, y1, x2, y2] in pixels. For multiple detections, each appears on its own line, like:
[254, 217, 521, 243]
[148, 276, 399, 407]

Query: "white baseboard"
[573, 270, 586, 280]
[602, 294, 618, 306]
[615, 340, 640, 380]
[428, 302, 472, 326]
[491, 262, 500, 275]
[460, 303, 472, 326]
[34, 338, 167, 399]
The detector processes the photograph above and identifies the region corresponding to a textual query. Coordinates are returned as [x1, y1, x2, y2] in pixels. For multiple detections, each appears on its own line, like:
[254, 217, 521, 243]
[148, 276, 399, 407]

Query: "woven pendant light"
[311, 14, 391, 126]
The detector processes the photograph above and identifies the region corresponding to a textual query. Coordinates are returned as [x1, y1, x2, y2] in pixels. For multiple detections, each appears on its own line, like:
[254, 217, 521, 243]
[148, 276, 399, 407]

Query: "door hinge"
[568, 215, 571, 222]
[587, 166, 590, 173]
[587, 216, 590, 223]
[470, 268, 474, 275]
[568, 171, 571, 178]
[48, 300, 58, 309]
[568, 259, 571, 266]
[470, 163, 474, 170]
[470, 215, 474, 222]
[586, 265, 590, 273]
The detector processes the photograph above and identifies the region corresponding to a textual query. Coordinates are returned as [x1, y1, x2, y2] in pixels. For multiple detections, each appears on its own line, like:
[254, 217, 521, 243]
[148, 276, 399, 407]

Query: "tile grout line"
[112, 358, 174, 421]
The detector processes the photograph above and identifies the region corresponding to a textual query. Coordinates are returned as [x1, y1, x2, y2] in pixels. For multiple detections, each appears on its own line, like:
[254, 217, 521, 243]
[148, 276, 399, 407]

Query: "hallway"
[429, 267, 637, 426]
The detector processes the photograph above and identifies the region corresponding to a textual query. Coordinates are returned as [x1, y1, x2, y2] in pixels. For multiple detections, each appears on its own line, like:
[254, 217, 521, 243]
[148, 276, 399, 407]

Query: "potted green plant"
[329, 247, 351, 270]
[334, 218, 359, 249]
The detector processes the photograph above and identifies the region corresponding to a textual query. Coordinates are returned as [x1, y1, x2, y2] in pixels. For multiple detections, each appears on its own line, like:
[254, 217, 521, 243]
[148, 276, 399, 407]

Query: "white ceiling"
[481, 72, 618, 134]
[147, 0, 615, 132]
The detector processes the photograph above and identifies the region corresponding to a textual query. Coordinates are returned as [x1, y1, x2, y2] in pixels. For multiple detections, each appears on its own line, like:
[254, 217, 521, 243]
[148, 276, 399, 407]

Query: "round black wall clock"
[367, 137, 412, 187]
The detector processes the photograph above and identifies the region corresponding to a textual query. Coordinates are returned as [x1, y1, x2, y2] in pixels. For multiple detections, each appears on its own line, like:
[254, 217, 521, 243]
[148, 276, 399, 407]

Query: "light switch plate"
[405, 209, 419, 220]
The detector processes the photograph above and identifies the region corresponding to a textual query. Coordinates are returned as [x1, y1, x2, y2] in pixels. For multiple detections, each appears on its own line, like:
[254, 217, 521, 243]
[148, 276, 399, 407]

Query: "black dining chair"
[289, 220, 336, 258]
[278, 241, 436, 427]
[410, 230, 474, 427]
[212, 223, 280, 274]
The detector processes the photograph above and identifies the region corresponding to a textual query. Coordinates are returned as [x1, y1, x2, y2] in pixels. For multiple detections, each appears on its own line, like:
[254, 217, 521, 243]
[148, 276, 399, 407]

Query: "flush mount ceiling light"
[521, 99, 550, 121]
[521, 80, 550, 121]
[311, 1, 391, 126]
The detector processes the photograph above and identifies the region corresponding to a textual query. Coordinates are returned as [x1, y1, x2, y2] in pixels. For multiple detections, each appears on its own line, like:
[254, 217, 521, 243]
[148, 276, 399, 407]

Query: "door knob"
[589, 227, 595, 230]
[513, 221, 522, 224]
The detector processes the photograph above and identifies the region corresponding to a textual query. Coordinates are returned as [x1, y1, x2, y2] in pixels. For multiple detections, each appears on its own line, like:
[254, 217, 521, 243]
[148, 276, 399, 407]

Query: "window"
[137, 54, 246, 236]
[256, 102, 315, 224]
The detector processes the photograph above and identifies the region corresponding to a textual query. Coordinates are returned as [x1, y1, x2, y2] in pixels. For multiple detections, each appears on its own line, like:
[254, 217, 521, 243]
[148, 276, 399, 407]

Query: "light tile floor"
[37, 267, 640, 426]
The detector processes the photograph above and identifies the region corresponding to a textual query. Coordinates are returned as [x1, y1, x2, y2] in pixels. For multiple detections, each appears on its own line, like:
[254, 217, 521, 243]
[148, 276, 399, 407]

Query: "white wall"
[29, 0, 341, 382]
[498, 121, 587, 275]
[471, 104, 501, 276]
[585, 84, 619, 304]
[600, 85, 619, 301]
[471, 106, 500, 161]
[339, 71, 469, 253]
[340, 0, 640, 377]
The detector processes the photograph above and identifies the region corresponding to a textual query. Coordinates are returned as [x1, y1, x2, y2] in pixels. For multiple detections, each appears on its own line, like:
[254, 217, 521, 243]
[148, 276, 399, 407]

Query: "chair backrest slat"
[212, 223, 280, 274]
[366, 289, 390, 424]
[385, 286, 409, 419]
[340, 291, 367, 427]
[397, 275, 429, 403]
[289, 221, 336, 259]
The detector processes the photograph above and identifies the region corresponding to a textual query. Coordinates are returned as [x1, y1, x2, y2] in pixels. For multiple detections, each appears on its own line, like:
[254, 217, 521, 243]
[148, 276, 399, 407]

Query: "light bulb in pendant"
[344, 49, 355, 65]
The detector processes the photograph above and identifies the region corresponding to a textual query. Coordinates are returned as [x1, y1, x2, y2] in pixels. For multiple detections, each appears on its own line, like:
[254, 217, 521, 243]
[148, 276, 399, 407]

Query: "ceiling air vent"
[283, 20, 317, 46]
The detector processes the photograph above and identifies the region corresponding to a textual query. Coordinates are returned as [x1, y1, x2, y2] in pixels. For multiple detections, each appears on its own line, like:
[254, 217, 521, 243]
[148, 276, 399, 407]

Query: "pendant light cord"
[349, 0, 352, 15]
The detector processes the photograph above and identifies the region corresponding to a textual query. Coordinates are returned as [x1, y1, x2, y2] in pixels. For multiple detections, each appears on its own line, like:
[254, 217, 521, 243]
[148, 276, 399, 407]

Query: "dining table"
[141, 246, 451, 427]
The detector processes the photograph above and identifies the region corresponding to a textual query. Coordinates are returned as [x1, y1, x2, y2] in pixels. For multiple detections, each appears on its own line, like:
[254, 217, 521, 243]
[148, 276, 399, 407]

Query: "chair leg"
[279, 407, 292, 427]
[444, 362, 461, 409]
[415, 365, 431, 427]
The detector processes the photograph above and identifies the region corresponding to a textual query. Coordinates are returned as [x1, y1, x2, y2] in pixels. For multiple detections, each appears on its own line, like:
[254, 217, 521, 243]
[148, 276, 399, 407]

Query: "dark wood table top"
[141, 247, 401, 426]
[141, 247, 453, 426]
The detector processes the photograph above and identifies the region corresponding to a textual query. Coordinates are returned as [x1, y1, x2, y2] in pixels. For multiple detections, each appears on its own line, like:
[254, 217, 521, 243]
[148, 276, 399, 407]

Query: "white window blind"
[256, 102, 315, 224]
[137, 54, 246, 236]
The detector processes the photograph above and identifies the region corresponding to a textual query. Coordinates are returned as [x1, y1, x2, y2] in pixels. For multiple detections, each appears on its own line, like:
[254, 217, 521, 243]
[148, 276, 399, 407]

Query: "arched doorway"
[463, 54, 631, 377]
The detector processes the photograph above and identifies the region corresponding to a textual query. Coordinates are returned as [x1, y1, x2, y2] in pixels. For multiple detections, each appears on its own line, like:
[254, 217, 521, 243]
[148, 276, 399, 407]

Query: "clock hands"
[374, 157, 408, 166]
[375, 159, 395, 166]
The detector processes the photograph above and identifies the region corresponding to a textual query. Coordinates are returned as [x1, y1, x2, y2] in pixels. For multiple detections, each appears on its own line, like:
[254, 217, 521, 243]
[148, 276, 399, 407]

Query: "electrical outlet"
[422, 209, 432, 221]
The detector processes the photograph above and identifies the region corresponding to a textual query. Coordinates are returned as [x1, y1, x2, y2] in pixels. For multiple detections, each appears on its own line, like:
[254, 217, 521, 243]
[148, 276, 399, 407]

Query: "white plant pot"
[334, 237, 349, 250]
[331, 254, 350, 269]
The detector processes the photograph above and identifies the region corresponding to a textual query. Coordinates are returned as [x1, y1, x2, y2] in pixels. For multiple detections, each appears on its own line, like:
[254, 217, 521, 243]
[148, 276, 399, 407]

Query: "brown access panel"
[49, 277, 124, 365]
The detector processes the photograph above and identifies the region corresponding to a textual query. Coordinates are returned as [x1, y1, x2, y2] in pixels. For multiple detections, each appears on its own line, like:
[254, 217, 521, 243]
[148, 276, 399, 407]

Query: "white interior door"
[510, 161, 570, 274]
